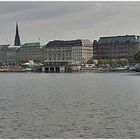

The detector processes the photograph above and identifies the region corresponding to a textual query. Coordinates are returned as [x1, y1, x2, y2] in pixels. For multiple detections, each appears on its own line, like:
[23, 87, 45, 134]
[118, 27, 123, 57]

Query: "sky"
[0, 1, 140, 45]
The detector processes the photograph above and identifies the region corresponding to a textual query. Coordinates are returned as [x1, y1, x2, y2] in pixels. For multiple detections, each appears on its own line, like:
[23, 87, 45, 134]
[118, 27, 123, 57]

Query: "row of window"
[49, 58, 71, 60]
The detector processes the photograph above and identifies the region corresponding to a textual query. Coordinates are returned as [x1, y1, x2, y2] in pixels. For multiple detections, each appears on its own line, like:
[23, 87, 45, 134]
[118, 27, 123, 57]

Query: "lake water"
[0, 72, 140, 138]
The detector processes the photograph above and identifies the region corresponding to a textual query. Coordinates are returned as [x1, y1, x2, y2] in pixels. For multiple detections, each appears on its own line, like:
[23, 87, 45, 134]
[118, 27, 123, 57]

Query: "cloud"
[0, 2, 140, 44]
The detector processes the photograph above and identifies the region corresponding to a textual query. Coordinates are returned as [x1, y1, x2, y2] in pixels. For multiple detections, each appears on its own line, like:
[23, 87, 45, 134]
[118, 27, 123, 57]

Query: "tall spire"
[14, 22, 21, 46]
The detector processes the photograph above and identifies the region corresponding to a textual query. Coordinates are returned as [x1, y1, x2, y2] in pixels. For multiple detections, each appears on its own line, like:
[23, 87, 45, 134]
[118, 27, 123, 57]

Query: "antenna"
[59, 32, 60, 40]
[107, 30, 109, 35]
[54, 32, 56, 40]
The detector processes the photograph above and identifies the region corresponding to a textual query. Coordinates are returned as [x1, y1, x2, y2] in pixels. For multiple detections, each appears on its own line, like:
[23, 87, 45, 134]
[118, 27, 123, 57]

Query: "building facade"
[42, 39, 93, 72]
[0, 44, 10, 65]
[6, 46, 20, 65]
[71, 39, 93, 63]
[93, 35, 140, 64]
[44, 40, 72, 61]
[44, 39, 93, 64]
[16, 42, 44, 64]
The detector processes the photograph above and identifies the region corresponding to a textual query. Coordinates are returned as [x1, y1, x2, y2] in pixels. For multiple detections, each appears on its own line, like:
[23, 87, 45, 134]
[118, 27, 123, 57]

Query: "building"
[16, 42, 44, 64]
[6, 46, 20, 65]
[45, 40, 71, 62]
[0, 44, 10, 65]
[71, 39, 93, 63]
[93, 35, 140, 64]
[43, 39, 93, 72]
[0, 23, 21, 65]
[44, 39, 93, 63]
[14, 22, 21, 46]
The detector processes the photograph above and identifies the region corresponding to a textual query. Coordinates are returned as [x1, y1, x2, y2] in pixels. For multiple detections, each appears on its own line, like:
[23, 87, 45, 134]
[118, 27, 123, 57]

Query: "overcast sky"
[0, 1, 140, 45]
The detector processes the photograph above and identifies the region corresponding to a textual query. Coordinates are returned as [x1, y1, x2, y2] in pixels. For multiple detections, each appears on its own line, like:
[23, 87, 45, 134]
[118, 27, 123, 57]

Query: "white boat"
[25, 68, 32, 71]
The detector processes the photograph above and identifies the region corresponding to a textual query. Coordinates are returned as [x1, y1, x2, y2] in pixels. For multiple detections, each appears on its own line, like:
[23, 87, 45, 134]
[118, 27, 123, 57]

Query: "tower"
[14, 22, 21, 46]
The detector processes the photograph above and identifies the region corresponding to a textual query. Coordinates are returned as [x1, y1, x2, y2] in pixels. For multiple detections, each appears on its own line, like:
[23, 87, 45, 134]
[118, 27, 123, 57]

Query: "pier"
[35, 60, 80, 73]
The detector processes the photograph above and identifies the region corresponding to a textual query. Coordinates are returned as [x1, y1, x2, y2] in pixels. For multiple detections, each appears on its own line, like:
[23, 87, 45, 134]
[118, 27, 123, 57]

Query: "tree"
[0, 61, 2, 67]
[120, 58, 128, 66]
[110, 59, 117, 67]
[98, 59, 105, 65]
[135, 49, 140, 63]
[87, 57, 94, 64]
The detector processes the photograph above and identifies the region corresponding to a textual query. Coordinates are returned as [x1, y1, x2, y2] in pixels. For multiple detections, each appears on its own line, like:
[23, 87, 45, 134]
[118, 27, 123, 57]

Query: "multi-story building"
[44, 40, 72, 62]
[44, 39, 93, 64]
[93, 35, 140, 64]
[0, 44, 10, 65]
[71, 39, 93, 63]
[6, 46, 20, 65]
[43, 39, 93, 72]
[16, 42, 44, 64]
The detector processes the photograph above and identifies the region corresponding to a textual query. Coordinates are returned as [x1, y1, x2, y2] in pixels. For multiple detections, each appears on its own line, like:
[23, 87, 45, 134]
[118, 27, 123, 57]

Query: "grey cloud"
[1, 2, 140, 44]
[0, 2, 93, 23]
[0, 2, 44, 15]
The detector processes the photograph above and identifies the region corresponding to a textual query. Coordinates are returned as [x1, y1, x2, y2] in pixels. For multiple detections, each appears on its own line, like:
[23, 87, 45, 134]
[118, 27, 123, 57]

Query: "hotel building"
[93, 35, 140, 64]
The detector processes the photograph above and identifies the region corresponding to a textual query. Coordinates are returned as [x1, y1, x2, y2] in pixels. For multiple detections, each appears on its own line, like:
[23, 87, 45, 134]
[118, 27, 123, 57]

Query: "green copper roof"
[7, 47, 17, 51]
[20, 42, 41, 49]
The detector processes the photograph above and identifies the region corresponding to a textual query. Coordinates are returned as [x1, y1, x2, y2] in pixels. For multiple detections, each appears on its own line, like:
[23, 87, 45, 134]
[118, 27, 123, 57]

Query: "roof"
[97, 35, 140, 44]
[45, 39, 92, 48]
[18, 42, 41, 50]
[7, 47, 18, 52]
[46, 40, 82, 48]
[0, 44, 10, 49]
[81, 39, 93, 46]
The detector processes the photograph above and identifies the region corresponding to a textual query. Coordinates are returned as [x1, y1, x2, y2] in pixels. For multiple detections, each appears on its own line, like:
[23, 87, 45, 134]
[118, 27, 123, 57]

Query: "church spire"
[14, 22, 21, 46]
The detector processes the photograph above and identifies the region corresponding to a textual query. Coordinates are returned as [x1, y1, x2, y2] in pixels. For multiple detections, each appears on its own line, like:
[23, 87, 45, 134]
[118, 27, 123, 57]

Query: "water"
[0, 72, 140, 138]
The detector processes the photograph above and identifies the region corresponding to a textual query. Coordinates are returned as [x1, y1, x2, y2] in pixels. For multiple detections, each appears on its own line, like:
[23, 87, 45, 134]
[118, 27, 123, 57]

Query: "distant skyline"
[0, 1, 140, 45]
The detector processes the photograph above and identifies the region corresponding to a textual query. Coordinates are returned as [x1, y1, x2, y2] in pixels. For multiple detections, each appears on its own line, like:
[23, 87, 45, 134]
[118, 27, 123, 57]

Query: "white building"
[71, 39, 93, 63]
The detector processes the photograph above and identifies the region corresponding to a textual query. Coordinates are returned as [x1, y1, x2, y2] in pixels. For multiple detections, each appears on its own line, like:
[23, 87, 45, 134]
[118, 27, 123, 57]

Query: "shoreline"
[0, 70, 137, 73]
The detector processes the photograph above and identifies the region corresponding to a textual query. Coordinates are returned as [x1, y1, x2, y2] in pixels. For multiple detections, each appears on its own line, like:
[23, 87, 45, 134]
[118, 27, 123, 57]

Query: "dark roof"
[0, 44, 10, 48]
[46, 40, 82, 48]
[45, 39, 92, 48]
[97, 35, 140, 44]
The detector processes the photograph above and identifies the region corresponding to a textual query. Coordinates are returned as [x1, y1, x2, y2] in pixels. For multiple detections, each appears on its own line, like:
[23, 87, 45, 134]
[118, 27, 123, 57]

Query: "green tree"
[111, 59, 117, 67]
[120, 58, 128, 66]
[98, 59, 105, 65]
[87, 57, 94, 64]
[135, 49, 140, 63]
[0, 61, 2, 67]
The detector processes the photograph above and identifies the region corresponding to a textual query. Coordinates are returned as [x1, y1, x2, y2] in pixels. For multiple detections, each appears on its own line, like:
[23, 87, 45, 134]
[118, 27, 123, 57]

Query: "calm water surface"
[0, 72, 140, 138]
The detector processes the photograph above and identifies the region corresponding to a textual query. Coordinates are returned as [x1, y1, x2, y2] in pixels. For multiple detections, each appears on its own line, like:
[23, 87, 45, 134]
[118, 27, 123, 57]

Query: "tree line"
[134, 49, 140, 63]
[98, 58, 128, 67]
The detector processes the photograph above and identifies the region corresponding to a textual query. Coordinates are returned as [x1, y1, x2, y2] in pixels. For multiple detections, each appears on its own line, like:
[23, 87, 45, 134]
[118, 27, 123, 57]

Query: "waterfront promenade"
[0, 65, 136, 73]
